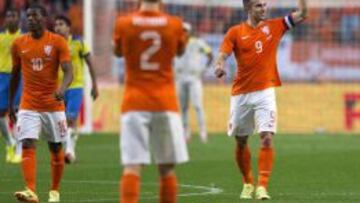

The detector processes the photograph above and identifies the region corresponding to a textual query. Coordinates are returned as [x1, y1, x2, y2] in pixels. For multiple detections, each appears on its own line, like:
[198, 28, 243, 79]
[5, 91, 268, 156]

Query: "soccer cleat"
[65, 152, 76, 164]
[255, 186, 271, 200]
[14, 188, 39, 203]
[10, 154, 22, 164]
[240, 183, 254, 199]
[48, 190, 60, 202]
[6, 145, 16, 163]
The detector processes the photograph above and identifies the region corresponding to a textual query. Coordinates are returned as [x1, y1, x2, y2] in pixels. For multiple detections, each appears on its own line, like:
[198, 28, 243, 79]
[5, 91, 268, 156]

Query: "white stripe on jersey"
[284, 15, 294, 29]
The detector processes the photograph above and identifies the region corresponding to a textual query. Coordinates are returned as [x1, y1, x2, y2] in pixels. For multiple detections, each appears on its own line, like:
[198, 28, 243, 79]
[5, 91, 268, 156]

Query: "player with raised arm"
[113, 0, 189, 202]
[9, 5, 73, 203]
[54, 15, 99, 164]
[0, 8, 22, 164]
[214, 0, 307, 200]
[175, 22, 213, 143]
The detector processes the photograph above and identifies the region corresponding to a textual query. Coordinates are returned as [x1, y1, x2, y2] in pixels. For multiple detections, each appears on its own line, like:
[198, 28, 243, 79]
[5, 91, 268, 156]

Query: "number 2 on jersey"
[140, 31, 161, 71]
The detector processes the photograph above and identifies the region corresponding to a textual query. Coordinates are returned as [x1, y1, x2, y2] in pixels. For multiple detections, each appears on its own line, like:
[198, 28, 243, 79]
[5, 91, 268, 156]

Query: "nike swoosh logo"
[21, 50, 29, 54]
[266, 35, 273, 41]
[242, 36, 250, 40]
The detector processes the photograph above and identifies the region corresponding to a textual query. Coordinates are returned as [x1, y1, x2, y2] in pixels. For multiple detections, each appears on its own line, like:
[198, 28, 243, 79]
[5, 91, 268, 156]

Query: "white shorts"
[228, 88, 277, 137]
[120, 111, 189, 165]
[16, 110, 68, 143]
[176, 78, 203, 109]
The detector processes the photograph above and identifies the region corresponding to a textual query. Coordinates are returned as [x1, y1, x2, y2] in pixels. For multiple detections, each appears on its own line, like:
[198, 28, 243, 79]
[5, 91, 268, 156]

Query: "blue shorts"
[0, 73, 22, 111]
[64, 88, 84, 120]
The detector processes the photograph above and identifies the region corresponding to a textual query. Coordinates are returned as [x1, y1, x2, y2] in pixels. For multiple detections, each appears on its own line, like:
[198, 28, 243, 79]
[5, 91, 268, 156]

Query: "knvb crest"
[44, 45, 53, 56]
[261, 26, 270, 35]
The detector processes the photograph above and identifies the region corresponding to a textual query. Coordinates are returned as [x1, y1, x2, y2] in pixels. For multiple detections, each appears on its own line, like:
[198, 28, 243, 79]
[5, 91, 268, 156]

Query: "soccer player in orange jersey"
[214, 0, 307, 200]
[113, 0, 189, 202]
[9, 5, 73, 203]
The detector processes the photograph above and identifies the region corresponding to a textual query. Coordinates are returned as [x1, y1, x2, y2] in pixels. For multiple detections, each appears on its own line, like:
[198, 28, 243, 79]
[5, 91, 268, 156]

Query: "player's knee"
[236, 136, 249, 148]
[48, 142, 63, 153]
[67, 118, 76, 128]
[194, 106, 202, 113]
[260, 132, 273, 148]
[158, 164, 175, 177]
[123, 165, 143, 176]
[22, 139, 37, 149]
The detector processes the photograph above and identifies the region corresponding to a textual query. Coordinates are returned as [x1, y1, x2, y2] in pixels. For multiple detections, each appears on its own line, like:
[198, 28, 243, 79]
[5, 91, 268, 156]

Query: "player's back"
[114, 11, 185, 112]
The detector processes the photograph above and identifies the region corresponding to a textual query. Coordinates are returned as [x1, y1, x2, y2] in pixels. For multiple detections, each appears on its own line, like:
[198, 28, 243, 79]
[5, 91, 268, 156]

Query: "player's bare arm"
[214, 52, 228, 78]
[8, 64, 21, 122]
[206, 52, 214, 67]
[56, 62, 73, 101]
[113, 40, 123, 57]
[291, 0, 308, 24]
[177, 43, 186, 56]
[85, 55, 99, 100]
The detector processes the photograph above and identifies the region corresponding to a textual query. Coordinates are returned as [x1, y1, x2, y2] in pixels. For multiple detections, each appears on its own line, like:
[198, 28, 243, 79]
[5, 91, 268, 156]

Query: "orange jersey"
[221, 16, 293, 95]
[12, 31, 71, 111]
[113, 10, 186, 113]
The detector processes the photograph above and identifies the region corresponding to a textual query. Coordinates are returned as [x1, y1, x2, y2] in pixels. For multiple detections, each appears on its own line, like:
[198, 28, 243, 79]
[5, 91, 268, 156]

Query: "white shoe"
[48, 190, 60, 202]
[240, 183, 254, 199]
[255, 186, 271, 200]
[65, 152, 76, 164]
[14, 187, 39, 203]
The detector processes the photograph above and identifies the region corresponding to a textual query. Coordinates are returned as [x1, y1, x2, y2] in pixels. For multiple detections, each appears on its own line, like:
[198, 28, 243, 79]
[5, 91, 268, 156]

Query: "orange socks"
[160, 175, 177, 203]
[120, 174, 140, 203]
[257, 147, 274, 188]
[22, 148, 36, 192]
[50, 149, 65, 191]
[235, 145, 254, 184]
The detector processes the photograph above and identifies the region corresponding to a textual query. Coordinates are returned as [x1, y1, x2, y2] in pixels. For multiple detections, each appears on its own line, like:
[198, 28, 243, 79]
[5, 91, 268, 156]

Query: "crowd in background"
[1, 0, 359, 43]
[0, 0, 83, 35]
[118, 0, 360, 44]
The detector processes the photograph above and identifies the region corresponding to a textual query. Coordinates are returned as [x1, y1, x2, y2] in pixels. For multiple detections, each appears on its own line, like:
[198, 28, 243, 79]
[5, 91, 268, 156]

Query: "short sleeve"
[81, 41, 90, 57]
[220, 27, 237, 55]
[272, 15, 295, 36]
[199, 39, 212, 54]
[11, 39, 21, 67]
[57, 36, 71, 63]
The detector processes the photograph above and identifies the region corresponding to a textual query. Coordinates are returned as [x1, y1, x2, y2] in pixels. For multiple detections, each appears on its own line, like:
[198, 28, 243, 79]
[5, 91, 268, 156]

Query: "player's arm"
[113, 18, 123, 57]
[214, 27, 236, 78]
[8, 42, 21, 122]
[214, 52, 229, 78]
[206, 52, 214, 67]
[84, 55, 99, 100]
[113, 41, 123, 57]
[56, 62, 73, 101]
[291, 0, 308, 24]
[201, 41, 214, 67]
[177, 20, 187, 56]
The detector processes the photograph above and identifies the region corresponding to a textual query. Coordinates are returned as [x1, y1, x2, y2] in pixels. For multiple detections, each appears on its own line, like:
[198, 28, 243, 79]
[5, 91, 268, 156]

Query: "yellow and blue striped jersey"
[0, 30, 21, 73]
[59, 35, 90, 89]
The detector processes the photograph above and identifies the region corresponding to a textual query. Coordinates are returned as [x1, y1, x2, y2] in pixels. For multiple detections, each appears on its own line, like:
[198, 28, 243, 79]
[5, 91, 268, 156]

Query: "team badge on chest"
[44, 45, 53, 56]
[261, 26, 270, 35]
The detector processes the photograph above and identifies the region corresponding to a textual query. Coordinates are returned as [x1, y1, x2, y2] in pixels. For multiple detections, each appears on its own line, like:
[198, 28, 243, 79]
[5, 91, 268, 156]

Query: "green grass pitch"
[1, 134, 360, 203]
